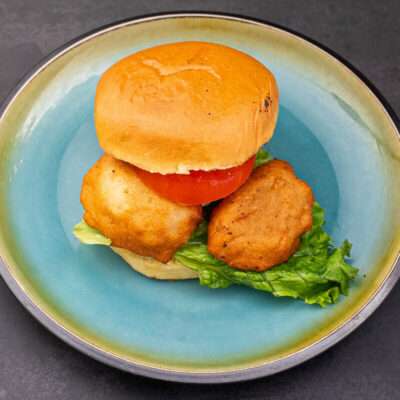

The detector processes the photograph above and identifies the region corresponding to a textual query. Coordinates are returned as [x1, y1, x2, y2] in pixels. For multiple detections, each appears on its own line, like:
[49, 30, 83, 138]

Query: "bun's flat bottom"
[111, 247, 198, 280]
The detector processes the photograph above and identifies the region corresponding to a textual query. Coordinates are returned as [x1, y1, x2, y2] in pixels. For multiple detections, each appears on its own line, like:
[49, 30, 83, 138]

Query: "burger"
[74, 42, 357, 306]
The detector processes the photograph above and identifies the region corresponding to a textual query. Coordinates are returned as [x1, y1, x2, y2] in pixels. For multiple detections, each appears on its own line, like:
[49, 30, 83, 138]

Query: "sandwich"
[74, 42, 357, 306]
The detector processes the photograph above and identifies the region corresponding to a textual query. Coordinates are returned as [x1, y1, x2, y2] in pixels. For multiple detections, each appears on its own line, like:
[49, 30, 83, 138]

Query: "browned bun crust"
[95, 41, 279, 174]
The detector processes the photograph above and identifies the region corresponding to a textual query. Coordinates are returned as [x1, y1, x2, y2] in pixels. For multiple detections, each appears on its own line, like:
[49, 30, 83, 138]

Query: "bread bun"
[111, 247, 198, 280]
[95, 41, 279, 174]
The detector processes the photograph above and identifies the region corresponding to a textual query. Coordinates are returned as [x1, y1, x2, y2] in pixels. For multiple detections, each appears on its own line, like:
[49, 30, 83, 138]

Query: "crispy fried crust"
[81, 155, 202, 262]
[208, 160, 314, 271]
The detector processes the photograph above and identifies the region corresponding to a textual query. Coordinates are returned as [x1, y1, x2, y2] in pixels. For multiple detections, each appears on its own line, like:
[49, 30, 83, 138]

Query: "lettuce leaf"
[174, 203, 358, 307]
[255, 148, 273, 167]
[73, 220, 111, 245]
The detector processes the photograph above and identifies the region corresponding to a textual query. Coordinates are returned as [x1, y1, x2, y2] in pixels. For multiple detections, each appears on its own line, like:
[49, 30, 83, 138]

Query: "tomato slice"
[135, 156, 256, 206]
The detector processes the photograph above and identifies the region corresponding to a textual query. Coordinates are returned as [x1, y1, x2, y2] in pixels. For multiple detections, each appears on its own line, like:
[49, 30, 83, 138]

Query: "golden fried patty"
[81, 155, 202, 263]
[208, 160, 314, 271]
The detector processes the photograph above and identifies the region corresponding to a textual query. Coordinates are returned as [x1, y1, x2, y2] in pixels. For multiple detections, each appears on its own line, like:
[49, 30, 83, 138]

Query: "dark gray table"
[0, 1, 399, 399]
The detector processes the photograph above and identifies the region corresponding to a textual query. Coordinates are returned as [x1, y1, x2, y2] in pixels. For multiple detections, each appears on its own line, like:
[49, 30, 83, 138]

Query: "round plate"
[0, 13, 399, 383]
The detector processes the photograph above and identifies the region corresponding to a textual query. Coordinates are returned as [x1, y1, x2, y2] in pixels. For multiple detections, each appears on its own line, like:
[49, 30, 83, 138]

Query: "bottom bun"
[111, 247, 198, 280]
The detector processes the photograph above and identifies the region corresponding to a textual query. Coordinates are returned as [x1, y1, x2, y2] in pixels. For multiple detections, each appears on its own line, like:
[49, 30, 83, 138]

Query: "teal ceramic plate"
[0, 13, 399, 383]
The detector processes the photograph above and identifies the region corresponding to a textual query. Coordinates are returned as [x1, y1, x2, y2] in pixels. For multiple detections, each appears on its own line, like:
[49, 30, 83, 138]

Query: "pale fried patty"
[81, 154, 202, 263]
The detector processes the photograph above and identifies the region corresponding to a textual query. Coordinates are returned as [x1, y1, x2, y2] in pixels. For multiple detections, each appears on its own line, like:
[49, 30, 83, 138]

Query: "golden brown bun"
[95, 42, 279, 174]
[111, 247, 198, 280]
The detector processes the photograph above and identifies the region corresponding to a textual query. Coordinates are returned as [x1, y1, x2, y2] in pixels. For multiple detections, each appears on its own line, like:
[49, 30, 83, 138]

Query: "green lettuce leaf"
[255, 148, 273, 167]
[174, 203, 358, 307]
[73, 220, 111, 245]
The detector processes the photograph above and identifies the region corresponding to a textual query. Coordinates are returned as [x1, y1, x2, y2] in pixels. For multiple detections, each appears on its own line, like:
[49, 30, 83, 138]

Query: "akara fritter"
[81, 155, 202, 263]
[208, 160, 314, 271]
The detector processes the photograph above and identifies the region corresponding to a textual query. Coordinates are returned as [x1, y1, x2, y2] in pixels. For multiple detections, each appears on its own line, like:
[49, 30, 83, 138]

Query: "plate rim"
[0, 11, 399, 383]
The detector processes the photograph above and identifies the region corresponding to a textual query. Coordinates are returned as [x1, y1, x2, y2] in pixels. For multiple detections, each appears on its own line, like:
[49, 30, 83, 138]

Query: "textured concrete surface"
[0, 1, 399, 399]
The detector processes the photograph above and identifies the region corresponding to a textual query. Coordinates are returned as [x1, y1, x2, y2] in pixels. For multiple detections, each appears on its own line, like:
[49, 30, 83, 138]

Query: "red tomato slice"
[135, 156, 256, 205]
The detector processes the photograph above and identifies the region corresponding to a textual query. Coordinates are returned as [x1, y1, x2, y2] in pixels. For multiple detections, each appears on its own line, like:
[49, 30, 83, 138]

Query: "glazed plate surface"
[0, 14, 399, 382]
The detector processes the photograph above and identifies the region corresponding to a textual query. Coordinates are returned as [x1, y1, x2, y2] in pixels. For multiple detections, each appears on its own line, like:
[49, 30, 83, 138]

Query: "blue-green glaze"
[0, 15, 399, 377]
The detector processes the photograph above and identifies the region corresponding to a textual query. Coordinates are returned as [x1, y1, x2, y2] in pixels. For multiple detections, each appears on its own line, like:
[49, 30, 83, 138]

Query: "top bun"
[95, 42, 279, 174]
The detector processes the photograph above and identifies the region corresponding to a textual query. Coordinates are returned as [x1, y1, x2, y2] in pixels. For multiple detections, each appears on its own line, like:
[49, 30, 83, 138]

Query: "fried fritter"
[208, 160, 314, 271]
[81, 155, 202, 263]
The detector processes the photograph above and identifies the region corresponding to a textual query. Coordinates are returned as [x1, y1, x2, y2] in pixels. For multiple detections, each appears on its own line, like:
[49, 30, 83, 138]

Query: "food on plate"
[208, 160, 314, 271]
[74, 41, 357, 306]
[95, 42, 278, 176]
[81, 154, 202, 262]
[174, 202, 357, 307]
